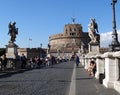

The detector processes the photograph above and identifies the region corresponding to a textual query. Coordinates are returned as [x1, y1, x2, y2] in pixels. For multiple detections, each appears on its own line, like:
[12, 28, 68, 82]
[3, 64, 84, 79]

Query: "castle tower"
[49, 20, 90, 58]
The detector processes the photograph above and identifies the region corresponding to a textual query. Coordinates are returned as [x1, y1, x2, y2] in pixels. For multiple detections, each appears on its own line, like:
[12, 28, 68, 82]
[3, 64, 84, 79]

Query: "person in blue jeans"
[75, 54, 80, 67]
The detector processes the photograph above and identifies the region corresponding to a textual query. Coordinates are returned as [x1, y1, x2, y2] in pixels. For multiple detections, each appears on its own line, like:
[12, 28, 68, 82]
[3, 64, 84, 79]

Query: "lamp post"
[109, 0, 120, 51]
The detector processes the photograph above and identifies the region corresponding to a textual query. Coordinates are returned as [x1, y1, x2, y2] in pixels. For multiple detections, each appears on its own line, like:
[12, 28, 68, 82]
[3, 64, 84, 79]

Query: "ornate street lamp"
[109, 0, 120, 51]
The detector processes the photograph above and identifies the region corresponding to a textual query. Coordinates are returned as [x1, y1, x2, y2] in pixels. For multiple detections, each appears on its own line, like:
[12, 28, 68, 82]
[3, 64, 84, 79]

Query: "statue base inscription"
[6, 42, 18, 59]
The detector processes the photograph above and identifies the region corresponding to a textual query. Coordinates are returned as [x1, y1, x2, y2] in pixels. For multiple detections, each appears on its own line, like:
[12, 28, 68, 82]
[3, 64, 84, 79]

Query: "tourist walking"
[20, 54, 27, 69]
[75, 54, 80, 67]
[36, 56, 42, 68]
[46, 57, 50, 66]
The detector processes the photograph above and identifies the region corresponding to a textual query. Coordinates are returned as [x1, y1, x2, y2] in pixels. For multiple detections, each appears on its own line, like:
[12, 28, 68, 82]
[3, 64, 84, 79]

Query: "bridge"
[0, 61, 119, 95]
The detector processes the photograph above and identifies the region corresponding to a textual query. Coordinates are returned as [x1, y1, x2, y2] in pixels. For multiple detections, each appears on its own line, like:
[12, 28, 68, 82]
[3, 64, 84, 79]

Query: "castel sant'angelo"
[49, 19, 91, 58]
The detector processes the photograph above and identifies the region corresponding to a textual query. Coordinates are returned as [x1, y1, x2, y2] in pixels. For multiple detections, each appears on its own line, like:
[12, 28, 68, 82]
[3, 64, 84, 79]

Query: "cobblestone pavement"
[0, 62, 73, 95]
[0, 61, 120, 95]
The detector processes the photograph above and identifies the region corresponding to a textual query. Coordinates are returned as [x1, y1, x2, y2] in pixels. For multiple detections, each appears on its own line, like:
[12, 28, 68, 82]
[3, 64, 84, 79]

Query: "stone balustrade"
[95, 54, 105, 79]
[82, 51, 120, 93]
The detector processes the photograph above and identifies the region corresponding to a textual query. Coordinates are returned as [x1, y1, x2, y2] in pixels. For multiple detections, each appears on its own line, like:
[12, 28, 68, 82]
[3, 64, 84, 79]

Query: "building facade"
[17, 48, 47, 59]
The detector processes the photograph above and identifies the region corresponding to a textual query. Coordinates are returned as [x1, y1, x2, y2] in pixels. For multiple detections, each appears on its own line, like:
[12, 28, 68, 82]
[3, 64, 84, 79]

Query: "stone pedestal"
[85, 42, 100, 69]
[89, 42, 99, 53]
[6, 42, 18, 59]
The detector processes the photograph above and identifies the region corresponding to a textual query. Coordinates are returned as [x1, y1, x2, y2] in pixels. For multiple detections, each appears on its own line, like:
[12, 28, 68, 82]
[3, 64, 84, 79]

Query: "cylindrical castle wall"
[49, 23, 90, 53]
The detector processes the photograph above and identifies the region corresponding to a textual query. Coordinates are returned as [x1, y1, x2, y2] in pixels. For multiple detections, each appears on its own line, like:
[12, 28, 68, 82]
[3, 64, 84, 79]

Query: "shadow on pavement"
[76, 77, 93, 80]
[0, 68, 33, 79]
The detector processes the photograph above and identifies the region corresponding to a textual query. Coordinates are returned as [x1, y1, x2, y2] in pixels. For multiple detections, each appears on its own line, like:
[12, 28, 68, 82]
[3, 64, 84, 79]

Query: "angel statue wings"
[8, 22, 18, 43]
[88, 18, 99, 43]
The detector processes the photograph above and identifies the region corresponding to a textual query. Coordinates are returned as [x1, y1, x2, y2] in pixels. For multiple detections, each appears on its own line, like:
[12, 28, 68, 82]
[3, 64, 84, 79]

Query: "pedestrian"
[75, 54, 79, 67]
[49, 55, 56, 67]
[46, 57, 50, 66]
[87, 62, 93, 76]
[20, 54, 27, 69]
[91, 61, 96, 76]
[1, 54, 7, 70]
[36, 56, 42, 68]
[87, 60, 96, 76]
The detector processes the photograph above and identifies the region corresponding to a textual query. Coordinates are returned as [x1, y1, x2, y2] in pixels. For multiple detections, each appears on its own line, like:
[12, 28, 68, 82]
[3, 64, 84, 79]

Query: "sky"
[0, 0, 120, 48]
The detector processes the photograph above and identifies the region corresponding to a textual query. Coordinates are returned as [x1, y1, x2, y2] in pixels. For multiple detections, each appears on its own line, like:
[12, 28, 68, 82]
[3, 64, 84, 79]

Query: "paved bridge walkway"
[0, 61, 119, 95]
[69, 62, 120, 95]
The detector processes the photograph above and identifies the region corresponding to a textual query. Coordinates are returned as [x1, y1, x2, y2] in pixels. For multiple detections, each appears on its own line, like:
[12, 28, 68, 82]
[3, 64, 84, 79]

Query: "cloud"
[100, 30, 120, 47]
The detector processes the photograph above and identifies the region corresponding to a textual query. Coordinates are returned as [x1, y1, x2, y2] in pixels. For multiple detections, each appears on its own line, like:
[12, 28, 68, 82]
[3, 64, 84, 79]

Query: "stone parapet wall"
[81, 51, 120, 94]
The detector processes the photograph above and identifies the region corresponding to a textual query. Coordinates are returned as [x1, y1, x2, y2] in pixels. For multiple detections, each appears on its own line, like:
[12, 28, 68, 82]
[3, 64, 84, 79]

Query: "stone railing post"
[95, 54, 105, 79]
[113, 51, 120, 80]
[84, 57, 91, 70]
[80, 55, 85, 66]
[113, 51, 120, 93]
[103, 52, 118, 88]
